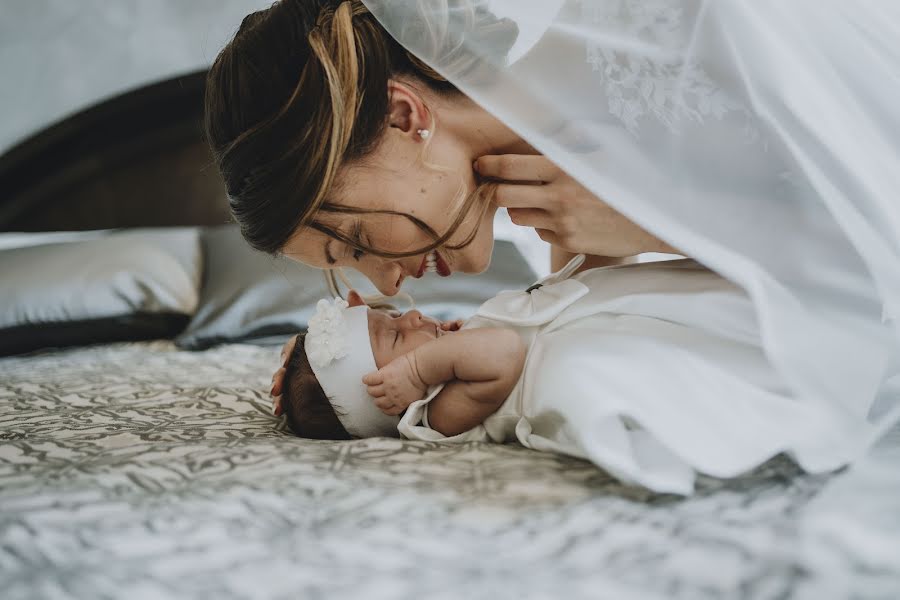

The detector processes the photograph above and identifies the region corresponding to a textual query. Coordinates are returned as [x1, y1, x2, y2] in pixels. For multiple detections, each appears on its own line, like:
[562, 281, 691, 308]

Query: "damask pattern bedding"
[2, 341, 898, 599]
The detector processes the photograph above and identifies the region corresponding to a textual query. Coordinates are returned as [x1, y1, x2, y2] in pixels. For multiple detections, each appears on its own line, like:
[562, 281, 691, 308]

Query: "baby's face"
[367, 309, 446, 368]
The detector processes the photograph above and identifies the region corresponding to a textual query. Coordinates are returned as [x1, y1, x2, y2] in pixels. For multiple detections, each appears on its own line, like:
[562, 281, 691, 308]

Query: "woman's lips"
[414, 251, 452, 278]
[435, 251, 451, 277]
[416, 254, 428, 278]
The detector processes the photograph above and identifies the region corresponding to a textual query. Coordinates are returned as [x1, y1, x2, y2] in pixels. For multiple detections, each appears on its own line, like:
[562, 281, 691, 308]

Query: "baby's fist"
[440, 319, 464, 332]
[362, 354, 428, 416]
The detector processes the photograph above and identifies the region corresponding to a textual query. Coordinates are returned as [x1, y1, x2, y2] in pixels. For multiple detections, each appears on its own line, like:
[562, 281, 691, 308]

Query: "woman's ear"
[386, 79, 430, 138]
[347, 289, 367, 307]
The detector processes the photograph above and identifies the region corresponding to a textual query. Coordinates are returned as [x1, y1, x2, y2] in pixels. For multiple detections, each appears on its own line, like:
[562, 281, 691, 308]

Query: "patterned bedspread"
[2, 342, 898, 599]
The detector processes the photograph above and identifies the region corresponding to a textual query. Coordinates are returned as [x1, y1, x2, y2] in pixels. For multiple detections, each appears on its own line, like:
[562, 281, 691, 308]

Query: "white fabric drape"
[363, 0, 900, 452]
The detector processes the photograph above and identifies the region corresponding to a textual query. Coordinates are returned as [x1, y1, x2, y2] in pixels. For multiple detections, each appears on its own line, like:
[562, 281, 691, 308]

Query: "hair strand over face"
[204, 0, 516, 263]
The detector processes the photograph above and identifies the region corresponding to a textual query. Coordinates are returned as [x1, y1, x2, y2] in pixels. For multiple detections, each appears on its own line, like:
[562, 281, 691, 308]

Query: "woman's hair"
[204, 0, 516, 264]
[281, 333, 352, 439]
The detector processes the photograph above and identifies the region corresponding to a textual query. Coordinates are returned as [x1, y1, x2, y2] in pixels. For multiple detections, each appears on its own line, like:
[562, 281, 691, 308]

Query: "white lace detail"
[305, 298, 350, 368]
[579, 0, 747, 137]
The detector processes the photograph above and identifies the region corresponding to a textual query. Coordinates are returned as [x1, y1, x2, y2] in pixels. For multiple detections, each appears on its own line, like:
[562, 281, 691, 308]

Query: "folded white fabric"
[401, 257, 881, 494]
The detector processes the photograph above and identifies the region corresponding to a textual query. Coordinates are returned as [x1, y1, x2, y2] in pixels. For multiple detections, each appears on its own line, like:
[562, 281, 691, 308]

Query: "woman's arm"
[550, 246, 636, 273]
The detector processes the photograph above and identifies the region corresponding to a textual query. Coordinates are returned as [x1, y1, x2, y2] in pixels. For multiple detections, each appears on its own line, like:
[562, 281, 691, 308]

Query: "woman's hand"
[269, 334, 299, 416]
[362, 354, 429, 416]
[475, 154, 677, 257]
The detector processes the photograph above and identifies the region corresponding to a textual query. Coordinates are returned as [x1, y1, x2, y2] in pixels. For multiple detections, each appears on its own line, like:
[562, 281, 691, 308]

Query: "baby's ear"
[347, 290, 367, 308]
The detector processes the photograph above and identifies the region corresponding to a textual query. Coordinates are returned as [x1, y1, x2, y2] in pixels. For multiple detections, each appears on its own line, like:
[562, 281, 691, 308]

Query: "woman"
[206, 1, 900, 448]
[204, 0, 675, 298]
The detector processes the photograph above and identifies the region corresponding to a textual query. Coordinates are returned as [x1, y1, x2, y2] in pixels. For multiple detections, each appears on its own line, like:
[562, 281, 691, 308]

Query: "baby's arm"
[363, 327, 526, 435]
[417, 328, 526, 436]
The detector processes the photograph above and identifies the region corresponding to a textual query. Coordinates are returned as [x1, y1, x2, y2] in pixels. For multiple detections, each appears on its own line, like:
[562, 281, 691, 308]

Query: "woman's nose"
[358, 260, 403, 296]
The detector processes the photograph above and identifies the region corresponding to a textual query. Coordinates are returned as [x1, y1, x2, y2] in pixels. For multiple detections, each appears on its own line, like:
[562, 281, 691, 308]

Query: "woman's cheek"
[463, 208, 497, 273]
[371, 214, 423, 253]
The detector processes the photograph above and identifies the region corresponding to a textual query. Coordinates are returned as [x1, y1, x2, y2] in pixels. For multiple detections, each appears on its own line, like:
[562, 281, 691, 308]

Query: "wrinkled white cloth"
[399, 256, 875, 494]
[366, 0, 900, 457]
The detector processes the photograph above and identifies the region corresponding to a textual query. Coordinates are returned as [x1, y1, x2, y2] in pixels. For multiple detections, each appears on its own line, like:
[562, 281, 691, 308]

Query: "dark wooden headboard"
[0, 69, 231, 232]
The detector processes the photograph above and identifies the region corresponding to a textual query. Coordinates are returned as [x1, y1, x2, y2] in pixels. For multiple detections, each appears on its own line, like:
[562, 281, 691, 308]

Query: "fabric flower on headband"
[305, 298, 350, 368]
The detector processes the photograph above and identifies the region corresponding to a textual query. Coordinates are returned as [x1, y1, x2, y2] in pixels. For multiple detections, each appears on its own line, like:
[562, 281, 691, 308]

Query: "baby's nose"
[400, 310, 424, 328]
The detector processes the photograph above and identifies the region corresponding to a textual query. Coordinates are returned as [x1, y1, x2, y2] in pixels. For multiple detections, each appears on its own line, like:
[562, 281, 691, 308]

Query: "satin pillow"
[0, 228, 202, 355]
[175, 225, 537, 350]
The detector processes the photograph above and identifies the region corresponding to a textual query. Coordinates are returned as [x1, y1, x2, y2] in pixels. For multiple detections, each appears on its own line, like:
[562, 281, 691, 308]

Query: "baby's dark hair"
[281, 334, 352, 440]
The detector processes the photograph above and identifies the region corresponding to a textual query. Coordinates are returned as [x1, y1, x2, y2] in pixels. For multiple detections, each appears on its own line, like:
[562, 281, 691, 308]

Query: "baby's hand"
[362, 354, 428, 416]
[441, 319, 465, 332]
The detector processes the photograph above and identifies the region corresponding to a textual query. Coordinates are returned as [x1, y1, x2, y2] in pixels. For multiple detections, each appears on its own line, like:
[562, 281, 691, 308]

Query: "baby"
[279, 288, 526, 440]
[275, 255, 861, 495]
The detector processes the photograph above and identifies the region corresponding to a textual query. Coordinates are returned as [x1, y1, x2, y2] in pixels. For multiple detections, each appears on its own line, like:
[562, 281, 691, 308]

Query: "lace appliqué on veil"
[579, 0, 748, 138]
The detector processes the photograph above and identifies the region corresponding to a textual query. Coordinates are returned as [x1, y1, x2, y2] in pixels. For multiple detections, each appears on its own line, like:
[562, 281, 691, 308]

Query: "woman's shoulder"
[586, 257, 709, 275]
[574, 257, 732, 287]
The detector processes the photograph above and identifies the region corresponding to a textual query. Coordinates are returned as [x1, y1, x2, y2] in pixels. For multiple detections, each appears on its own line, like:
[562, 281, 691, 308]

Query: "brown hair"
[204, 0, 516, 266]
[281, 333, 352, 439]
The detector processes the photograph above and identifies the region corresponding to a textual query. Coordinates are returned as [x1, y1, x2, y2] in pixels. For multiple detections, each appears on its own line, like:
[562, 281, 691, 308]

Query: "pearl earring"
[417, 128, 431, 140]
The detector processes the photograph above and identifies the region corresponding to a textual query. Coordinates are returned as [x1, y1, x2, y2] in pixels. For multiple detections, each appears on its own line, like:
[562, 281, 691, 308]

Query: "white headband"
[305, 298, 400, 438]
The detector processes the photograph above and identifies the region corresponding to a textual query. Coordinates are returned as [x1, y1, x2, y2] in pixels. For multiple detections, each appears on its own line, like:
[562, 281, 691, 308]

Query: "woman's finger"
[507, 208, 555, 231]
[280, 334, 299, 367]
[272, 396, 284, 417]
[270, 367, 287, 397]
[494, 184, 558, 210]
[476, 155, 561, 183]
[535, 228, 561, 246]
[366, 384, 386, 398]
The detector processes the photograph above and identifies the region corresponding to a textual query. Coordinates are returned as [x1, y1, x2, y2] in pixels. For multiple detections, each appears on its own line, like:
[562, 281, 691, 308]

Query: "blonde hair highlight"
[301, 3, 494, 300]
[206, 0, 510, 292]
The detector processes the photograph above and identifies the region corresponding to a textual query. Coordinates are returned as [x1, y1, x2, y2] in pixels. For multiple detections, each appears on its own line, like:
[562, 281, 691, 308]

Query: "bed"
[2, 72, 898, 599]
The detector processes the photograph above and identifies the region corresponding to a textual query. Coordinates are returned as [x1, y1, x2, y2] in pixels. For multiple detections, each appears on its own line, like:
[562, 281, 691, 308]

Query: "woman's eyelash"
[352, 248, 365, 261]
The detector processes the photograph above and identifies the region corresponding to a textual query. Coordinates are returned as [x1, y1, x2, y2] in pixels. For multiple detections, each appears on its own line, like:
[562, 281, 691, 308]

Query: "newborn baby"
[279, 288, 526, 440]
[277, 255, 867, 494]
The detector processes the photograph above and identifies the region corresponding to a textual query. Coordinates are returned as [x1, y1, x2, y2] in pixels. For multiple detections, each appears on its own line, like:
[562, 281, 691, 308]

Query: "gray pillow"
[0, 228, 202, 355]
[175, 224, 537, 350]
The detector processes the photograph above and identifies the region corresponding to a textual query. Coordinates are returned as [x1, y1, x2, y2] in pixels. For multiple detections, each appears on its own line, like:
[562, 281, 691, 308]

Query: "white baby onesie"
[398, 256, 873, 494]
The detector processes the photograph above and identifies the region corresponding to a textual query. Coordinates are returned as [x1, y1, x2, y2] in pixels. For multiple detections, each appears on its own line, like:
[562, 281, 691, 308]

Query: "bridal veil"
[361, 0, 900, 455]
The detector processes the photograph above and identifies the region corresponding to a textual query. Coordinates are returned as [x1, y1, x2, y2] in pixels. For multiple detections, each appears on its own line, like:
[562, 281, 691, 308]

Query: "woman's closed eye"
[341, 242, 365, 262]
[348, 222, 368, 261]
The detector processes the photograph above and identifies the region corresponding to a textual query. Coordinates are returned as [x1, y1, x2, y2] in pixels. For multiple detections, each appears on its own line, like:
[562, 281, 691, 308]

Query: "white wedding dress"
[399, 257, 881, 494]
[368, 0, 900, 461]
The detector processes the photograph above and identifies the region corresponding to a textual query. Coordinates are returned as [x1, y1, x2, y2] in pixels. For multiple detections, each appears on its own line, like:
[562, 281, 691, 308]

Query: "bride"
[204, 0, 900, 480]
